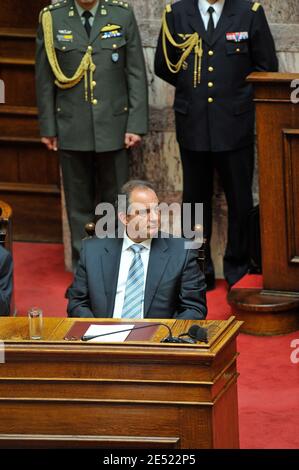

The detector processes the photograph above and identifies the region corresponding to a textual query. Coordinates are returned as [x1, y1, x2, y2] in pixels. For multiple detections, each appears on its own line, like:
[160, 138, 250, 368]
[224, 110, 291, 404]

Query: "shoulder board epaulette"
[166, 4, 172, 13]
[252, 2, 261, 12]
[39, 1, 68, 22]
[105, 0, 130, 9]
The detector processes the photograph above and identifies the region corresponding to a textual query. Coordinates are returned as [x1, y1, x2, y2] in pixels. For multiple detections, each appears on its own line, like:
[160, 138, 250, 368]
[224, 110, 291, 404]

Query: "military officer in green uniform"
[36, 0, 148, 269]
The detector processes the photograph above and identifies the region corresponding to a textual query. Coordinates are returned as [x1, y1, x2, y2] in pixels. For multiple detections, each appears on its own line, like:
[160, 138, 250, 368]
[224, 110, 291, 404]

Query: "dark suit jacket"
[0, 245, 13, 316]
[67, 235, 207, 320]
[154, 0, 278, 152]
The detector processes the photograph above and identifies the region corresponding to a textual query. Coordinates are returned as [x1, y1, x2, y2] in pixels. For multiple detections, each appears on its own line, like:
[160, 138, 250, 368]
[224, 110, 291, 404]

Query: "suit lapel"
[186, 0, 235, 47]
[90, 5, 113, 44]
[64, 0, 88, 42]
[144, 237, 170, 317]
[210, 0, 235, 46]
[186, 0, 210, 45]
[64, 1, 113, 44]
[100, 237, 123, 317]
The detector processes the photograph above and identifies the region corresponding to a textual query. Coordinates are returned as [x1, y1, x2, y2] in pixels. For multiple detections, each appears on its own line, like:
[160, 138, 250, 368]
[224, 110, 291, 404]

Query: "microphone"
[181, 324, 208, 343]
[81, 322, 196, 344]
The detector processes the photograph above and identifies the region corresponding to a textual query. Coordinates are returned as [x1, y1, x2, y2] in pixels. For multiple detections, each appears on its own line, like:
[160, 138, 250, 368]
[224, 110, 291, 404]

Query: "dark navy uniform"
[155, 0, 278, 287]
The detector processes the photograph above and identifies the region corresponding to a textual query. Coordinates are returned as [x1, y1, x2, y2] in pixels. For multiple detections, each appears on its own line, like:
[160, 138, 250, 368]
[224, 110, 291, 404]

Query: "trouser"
[180, 145, 254, 286]
[60, 148, 129, 271]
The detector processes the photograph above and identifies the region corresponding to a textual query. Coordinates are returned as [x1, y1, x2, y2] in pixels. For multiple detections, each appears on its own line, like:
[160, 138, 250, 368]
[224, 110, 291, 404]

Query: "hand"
[124, 133, 141, 149]
[41, 137, 58, 151]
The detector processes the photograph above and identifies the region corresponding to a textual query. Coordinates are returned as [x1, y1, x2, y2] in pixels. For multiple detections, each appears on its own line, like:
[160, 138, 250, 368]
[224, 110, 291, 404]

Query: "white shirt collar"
[122, 230, 152, 253]
[198, 0, 225, 16]
[75, 0, 99, 17]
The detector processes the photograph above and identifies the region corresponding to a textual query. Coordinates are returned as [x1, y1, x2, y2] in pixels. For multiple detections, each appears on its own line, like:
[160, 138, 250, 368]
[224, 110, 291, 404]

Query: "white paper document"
[84, 324, 135, 342]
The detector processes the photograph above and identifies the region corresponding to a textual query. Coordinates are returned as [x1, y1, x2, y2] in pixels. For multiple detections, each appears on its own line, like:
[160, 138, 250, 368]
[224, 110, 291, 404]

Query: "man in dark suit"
[0, 245, 13, 316]
[67, 180, 207, 319]
[154, 0, 278, 289]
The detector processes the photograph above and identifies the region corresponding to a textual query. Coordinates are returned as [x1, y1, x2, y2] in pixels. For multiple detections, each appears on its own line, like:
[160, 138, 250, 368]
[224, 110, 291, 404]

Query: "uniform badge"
[112, 52, 119, 63]
[226, 32, 249, 42]
[101, 24, 122, 33]
[68, 10, 74, 17]
[101, 31, 122, 39]
[101, 24, 122, 39]
[57, 31, 73, 42]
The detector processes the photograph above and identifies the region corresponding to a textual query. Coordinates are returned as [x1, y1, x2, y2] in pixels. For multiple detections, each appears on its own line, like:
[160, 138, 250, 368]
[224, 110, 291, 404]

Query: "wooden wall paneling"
[0, 1, 48, 29]
[0, 63, 36, 107]
[0, 0, 62, 242]
[0, 30, 36, 60]
[0, 107, 39, 138]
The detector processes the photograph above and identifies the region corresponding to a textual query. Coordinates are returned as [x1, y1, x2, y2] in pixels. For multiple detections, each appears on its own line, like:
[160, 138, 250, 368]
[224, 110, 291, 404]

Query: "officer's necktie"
[82, 10, 92, 37]
[121, 244, 145, 319]
[207, 6, 215, 41]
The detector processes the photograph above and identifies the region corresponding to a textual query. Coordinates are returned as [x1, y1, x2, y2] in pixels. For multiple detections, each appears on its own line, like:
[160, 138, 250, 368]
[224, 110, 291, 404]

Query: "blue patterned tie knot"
[130, 244, 144, 254]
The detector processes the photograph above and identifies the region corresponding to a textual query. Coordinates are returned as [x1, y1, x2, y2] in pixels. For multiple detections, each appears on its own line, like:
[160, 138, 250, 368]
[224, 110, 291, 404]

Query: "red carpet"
[14, 242, 73, 317]
[13, 242, 299, 449]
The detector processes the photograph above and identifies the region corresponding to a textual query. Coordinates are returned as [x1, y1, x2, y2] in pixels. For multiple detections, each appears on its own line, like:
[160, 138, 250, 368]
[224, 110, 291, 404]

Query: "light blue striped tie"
[121, 244, 144, 319]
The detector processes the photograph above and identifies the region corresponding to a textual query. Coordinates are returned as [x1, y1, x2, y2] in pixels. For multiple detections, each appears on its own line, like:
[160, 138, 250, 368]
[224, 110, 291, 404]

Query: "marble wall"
[129, 0, 299, 278]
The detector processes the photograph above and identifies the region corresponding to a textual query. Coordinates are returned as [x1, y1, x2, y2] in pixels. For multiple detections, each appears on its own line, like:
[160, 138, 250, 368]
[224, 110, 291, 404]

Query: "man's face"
[76, 0, 98, 9]
[120, 188, 160, 241]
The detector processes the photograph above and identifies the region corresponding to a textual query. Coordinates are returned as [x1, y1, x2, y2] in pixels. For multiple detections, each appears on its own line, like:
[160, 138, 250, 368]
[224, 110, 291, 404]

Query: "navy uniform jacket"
[154, 0, 278, 152]
[67, 235, 207, 320]
[0, 246, 13, 316]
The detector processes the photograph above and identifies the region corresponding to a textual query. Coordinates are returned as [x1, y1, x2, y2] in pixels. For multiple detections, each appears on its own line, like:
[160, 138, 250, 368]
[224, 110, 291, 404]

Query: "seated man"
[67, 180, 207, 319]
[0, 245, 13, 316]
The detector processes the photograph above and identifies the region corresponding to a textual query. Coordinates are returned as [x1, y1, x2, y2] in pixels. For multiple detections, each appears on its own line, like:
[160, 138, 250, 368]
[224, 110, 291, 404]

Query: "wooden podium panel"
[228, 73, 299, 335]
[0, 317, 242, 449]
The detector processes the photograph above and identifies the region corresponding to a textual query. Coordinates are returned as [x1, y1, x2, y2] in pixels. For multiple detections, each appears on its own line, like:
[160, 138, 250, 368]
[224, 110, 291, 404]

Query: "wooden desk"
[0, 317, 242, 449]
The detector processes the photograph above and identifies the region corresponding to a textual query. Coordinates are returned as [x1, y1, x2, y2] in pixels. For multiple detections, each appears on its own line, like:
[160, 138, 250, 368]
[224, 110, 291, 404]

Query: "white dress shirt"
[75, 1, 99, 27]
[113, 232, 152, 319]
[198, 0, 225, 30]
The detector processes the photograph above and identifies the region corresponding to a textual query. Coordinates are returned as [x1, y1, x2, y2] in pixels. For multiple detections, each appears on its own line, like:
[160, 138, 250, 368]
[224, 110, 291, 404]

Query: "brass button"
[208, 97, 214, 103]
[62, 46, 66, 50]
[124, 107, 128, 111]
[208, 66, 214, 72]
[92, 81, 97, 87]
[87, 46, 93, 52]
[112, 44, 118, 50]
[236, 48, 240, 53]
[57, 107, 61, 112]
[208, 82, 214, 88]
[92, 99, 98, 105]
[208, 50, 214, 56]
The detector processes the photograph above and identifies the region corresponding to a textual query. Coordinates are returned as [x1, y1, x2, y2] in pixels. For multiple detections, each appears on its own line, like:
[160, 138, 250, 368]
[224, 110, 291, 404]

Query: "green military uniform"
[36, 0, 148, 268]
